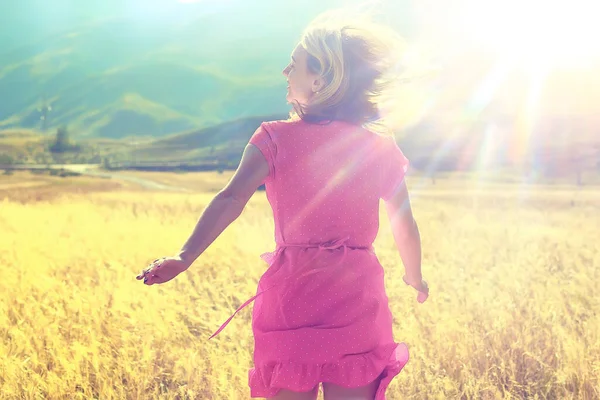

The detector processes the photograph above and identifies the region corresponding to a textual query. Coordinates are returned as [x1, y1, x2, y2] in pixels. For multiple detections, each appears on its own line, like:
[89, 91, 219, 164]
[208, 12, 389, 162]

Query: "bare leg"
[322, 372, 384, 400]
[268, 384, 320, 400]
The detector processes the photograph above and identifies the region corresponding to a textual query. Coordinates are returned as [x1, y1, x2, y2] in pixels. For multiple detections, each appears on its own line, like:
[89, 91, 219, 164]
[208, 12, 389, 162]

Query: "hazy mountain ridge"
[0, 0, 421, 139]
[0, 15, 295, 138]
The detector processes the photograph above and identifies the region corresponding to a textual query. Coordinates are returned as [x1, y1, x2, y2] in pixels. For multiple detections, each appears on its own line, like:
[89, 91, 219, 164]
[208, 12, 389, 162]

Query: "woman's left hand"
[136, 256, 191, 285]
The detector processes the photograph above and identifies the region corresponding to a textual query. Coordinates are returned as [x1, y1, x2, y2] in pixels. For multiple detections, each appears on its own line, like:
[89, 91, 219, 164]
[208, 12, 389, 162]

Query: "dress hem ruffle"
[248, 342, 409, 399]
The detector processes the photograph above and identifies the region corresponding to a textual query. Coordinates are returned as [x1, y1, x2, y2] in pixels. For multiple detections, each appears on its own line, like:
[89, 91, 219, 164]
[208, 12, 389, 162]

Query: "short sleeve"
[381, 138, 409, 201]
[248, 122, 277, 182]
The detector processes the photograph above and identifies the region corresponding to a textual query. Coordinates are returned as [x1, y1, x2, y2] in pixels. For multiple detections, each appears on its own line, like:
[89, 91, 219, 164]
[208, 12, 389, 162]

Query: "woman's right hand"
[403, 275, 429, 303]
[136, 256, 191, 286]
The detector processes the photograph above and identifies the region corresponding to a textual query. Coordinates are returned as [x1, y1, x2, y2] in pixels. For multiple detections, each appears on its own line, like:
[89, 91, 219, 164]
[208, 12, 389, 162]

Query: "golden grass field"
[0, 170, 598, 399]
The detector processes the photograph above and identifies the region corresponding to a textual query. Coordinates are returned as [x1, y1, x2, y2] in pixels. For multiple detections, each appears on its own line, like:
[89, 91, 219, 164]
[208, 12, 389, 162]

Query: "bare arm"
[177, 144, 269, 265]
[383, 179, 424, 287]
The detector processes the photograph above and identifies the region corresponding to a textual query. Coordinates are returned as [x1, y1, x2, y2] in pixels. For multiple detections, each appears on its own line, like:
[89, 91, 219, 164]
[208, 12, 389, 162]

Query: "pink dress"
[208, 118, 411, 399]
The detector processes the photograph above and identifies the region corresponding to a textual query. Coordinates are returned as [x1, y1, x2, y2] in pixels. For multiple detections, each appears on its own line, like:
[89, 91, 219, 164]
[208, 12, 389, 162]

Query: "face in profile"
[282, 45, 321, 106]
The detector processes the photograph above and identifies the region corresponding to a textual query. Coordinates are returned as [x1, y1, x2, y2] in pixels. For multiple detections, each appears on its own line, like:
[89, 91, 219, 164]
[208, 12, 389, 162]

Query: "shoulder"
[260, 117, 304, 136]
[249, 117, 303, 151]
[358, 125, 398, 150]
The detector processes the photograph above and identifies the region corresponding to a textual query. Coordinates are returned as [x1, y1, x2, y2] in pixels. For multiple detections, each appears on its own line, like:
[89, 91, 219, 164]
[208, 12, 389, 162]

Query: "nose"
[282, 65, 290, 77]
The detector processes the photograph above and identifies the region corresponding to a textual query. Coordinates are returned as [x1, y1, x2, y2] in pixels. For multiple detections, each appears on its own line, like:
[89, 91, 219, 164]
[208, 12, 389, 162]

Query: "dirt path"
[63, 165, 193, 192]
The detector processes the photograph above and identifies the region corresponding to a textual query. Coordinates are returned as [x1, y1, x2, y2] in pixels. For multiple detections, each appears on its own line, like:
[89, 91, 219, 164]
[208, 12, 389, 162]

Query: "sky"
[0, 0, 417, 52]
[3, 0, 599, 65]
[0, 1, 230, 48]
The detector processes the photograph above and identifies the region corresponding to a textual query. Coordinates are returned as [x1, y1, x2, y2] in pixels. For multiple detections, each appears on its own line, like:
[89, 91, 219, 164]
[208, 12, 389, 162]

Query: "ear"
[312, 76, 325, 94]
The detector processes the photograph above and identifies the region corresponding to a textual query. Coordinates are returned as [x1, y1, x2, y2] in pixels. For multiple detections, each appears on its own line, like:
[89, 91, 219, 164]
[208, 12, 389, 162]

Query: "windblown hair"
[290, 11, 407, 135]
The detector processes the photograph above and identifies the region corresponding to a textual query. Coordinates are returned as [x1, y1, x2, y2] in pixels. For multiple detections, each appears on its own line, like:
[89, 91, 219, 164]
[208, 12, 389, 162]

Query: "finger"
[137, 268, 151, 280]
[137, 270, 148, 280]
[152, 257, 165, 266]
[141, 263, 158, 276]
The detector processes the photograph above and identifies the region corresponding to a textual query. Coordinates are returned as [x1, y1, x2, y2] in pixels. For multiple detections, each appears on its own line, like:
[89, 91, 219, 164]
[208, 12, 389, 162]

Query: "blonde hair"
[290, 10, 408, 135]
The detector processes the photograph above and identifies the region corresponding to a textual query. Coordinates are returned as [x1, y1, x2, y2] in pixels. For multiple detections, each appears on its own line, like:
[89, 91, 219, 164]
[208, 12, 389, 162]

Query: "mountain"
[0, 16, 294, 137]
[0, 0, 417, 139]
[122, 113, 289, 163]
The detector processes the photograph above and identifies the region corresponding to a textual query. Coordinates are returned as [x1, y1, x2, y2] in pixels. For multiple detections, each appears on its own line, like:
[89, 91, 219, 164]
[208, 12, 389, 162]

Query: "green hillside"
[119, 114, 288, 163]
[0, 0, 420, 140]
[0, 57, 289, 138]
[0, 16, 296, 138]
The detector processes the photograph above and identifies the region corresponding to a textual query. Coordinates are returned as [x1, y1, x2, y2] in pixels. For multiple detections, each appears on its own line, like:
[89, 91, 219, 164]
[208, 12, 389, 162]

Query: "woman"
[137, 12, 429, 400]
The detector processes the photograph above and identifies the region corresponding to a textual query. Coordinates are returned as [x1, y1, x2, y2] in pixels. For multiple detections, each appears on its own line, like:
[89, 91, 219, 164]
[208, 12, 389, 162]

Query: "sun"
[459, 0, 600, 69]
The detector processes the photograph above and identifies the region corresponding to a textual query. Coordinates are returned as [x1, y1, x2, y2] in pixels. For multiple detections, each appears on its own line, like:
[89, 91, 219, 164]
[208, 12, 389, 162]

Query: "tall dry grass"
[0, 173, 598, 399]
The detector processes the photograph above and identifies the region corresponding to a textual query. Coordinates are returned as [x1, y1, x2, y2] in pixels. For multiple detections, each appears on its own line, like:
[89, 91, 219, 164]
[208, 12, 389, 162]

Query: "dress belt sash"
[208, 236, 373, 340]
